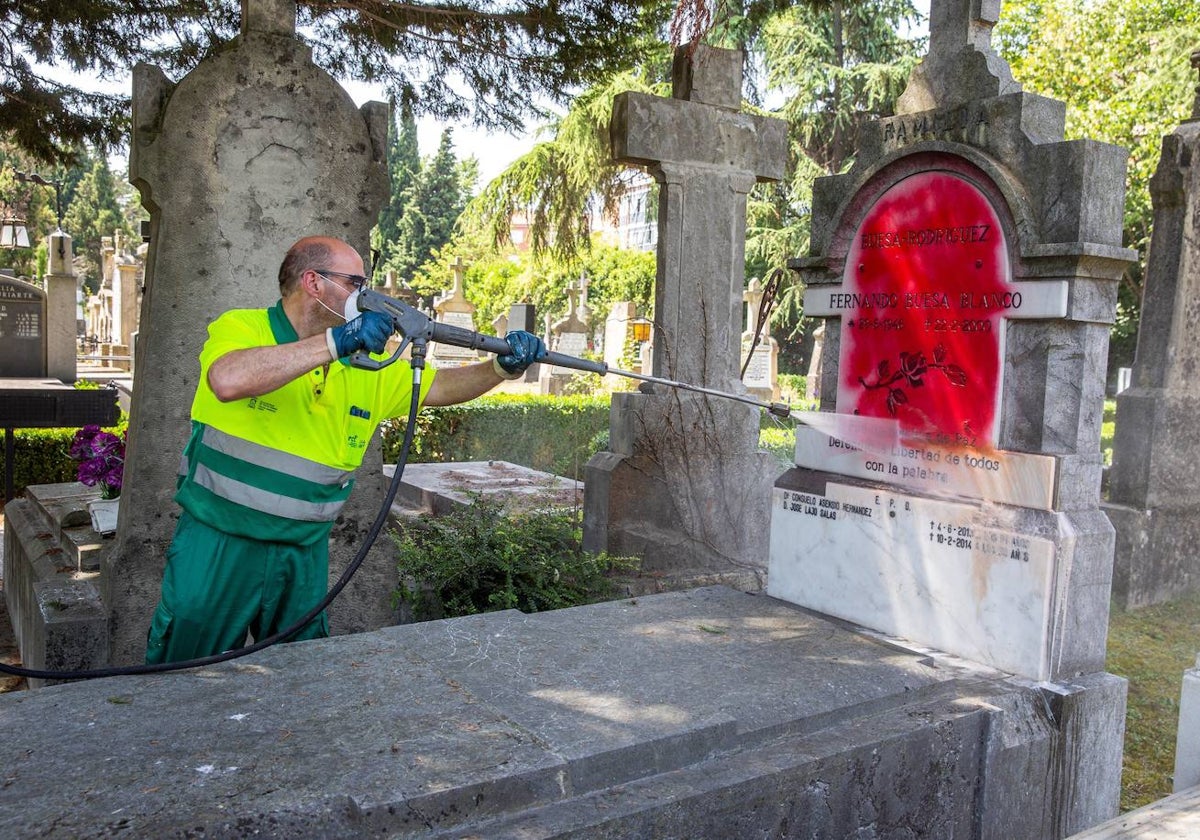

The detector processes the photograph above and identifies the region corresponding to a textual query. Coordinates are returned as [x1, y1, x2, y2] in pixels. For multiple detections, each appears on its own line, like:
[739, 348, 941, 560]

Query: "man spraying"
[146, 235, 545, 663]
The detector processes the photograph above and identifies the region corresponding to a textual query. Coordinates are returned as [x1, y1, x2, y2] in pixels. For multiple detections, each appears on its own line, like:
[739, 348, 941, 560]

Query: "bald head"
[278, 236, 358, 296]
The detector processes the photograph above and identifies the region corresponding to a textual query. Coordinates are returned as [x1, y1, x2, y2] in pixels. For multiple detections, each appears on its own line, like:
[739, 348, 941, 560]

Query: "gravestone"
[741, 277, 779, 401]
[542, 282, 590, 394]
[584, 45, 787, 585]
[429, 256, 482, 368]
[107, 0, 390, 663]
[770, 0, 1133, 828]
[1104, 52, 1200, 608]
[0, 275, 47, 378]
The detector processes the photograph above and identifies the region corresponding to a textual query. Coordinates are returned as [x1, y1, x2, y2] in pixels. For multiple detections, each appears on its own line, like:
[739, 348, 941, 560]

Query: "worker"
[145, 235, 545, 663]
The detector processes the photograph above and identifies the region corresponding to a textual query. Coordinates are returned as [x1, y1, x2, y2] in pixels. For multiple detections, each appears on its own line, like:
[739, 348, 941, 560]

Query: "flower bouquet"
[70, 425, 126, 500]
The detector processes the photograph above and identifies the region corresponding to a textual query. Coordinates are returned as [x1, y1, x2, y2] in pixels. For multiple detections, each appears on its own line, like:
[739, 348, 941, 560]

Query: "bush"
[392, 495, 638, 621]
[0, 428, 81, 499]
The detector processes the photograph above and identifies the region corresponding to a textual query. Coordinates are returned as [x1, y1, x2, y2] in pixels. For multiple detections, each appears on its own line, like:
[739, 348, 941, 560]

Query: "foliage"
[0, 428, 79, 500]
[61, 152, 140, 289]
[68, 424, 125, 499]
[756, 0, 924, 341]
[460, 68, 669, 263]
[371, 106, 421, 280]
[995, 0, 1200, 372]
[1, 0, 669, 166]
[412, 236, 655, 346]
[385, 129, 477, 281]
[1107, 591, 1200, 811]
[0, 141, 62, 277]
[381, 393, 612, 481]
[392, 495, 638, 621]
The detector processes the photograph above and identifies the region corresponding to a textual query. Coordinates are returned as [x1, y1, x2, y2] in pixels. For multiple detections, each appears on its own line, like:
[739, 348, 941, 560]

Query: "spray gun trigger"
[768, 402, 791, 419]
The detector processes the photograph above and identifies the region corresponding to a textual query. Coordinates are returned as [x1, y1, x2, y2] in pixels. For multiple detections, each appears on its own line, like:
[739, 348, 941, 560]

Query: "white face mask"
[316, 276, 362, 322]
[342, 288, 362, 321]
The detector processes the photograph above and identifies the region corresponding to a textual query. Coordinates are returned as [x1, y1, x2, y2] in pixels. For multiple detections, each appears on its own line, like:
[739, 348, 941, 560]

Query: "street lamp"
[9, 169, 65, 260]
[0, 215, 30, 249]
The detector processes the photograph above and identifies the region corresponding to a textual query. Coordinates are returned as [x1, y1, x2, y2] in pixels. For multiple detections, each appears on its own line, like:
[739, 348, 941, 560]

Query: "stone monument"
[541, 282, 590, 394]
[770, 0, 1133, 828]
[0, 274, 46, 378]
[429, 255, 481, 368]
[108, 0, 390, 662]
[584, 45, 787, 587]
[602, 301, 637, 373]
[1105, 51, 1200, 608]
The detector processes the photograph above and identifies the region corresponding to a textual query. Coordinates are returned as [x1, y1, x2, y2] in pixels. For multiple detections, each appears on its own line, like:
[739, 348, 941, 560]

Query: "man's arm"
[208, 335, 333, 402]
[422, 331, 547, 407]
[423, 361, 507, 407]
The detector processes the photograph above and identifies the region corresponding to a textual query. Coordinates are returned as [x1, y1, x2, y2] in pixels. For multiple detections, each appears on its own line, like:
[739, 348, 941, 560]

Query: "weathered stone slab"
[0, 587, 1123, 838]
[2, 487, 110, 688]
[384, 461, 582, 518]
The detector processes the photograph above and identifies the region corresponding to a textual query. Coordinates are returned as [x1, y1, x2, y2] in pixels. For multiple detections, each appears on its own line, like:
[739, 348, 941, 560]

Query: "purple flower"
[70, 426, 125, 499]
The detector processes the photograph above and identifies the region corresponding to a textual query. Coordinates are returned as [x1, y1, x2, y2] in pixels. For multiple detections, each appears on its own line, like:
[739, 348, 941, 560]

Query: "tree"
[753, 0, 923, 339]
[994, 0, 1200, 372]
[372, 105, 422, 279]
[0, 139, 60, 277]
[61, 154, 138, 289]
[389, 129, 476, 281]
[460, 66, 670, 263]
[0, 0, 670, 166]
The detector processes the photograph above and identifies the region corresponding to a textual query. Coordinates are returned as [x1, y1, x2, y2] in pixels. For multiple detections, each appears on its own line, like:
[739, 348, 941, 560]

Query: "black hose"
[0, 362, 426, 682]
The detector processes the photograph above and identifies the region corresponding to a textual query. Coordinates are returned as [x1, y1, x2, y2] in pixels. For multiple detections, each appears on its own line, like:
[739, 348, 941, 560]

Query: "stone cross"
[585, 45, 787, 587]
[610, 45, 786, 390]
[243, 0, 296, 36]
[576, 273, 591, 322]
[451, 255, 467, 296]
[929, 0, 1000, 58]
[742, 278, 763, 335]
[897, 0, 1018, 113]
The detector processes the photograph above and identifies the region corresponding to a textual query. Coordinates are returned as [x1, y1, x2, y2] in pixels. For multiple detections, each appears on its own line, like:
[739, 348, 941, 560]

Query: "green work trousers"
[145, 510, 330, 664]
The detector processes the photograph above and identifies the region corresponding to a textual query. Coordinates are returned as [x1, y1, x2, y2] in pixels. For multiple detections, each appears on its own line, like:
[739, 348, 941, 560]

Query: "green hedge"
[0, 427, 89, 500]
[379, 392, 809, 480]
[381, 393, 613, 481]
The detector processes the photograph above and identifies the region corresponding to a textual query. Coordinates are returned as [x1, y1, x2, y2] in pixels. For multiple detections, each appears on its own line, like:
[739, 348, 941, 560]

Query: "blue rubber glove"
[496, 330, 548, 375]
[329, 311, 394, 358]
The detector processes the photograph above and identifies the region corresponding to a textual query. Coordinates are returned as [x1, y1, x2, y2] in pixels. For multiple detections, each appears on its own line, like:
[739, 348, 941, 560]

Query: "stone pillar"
[44, 231, 77, 383]
[583, 46, 788, 585]
[109, 0, 389, 663]
[1105, 51, 1200, 608]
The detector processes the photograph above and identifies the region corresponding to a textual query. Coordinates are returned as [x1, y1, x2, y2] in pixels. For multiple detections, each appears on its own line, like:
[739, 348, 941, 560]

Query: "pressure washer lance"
[352, 287, 901, 453]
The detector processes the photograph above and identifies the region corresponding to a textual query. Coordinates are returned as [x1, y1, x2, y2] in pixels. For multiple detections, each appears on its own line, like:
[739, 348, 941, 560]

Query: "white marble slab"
[793, 425, 1058, 510]
[767, 481, 1056, 679]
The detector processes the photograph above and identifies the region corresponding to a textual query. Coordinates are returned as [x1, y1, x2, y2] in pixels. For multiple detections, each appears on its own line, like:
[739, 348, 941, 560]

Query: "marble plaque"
[440, 311, 476, 331]
[555, 332, 587, 359]
[743, 345, 771, 386]
[793, 425, 1058, 510]
[767, 480, 1056, 679]
[0, 277, 47, 378]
